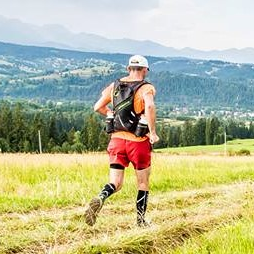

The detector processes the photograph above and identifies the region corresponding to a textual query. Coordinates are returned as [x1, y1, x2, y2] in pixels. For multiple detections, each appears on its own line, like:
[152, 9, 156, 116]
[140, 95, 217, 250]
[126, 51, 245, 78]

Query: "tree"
[193, 118, 206, 145]
[98, 130, 109, 151]
[205, 118, 212, 145]
[0, 102, 12, 145]
[0, 138, 10, 152]
[30, 113, 47, 152]
[67, 127, 76, 145]
[227, 120, 238, 139]
[11, 103, 27, 151]
[206, 117, 220, 145]
[48, 114, 59, 145]
[213, 126, 224, 145]
[182, 121, 194, 146]
[85, 114, 101, 151]
[23, 140, 31, 153]
[71, 131, 85, 153]
[155, 120, 169, 148]
[210, 117, 220, 145]
[249, 122, 254, 138]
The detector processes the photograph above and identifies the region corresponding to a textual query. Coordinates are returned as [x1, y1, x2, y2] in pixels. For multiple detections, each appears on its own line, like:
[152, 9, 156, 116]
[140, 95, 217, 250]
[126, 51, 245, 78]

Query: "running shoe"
[84, 197, 103, 226]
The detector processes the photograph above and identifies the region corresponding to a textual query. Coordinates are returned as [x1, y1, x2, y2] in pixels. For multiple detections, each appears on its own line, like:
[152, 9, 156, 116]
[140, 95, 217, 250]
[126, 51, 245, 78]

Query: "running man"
[84, 55, 159, 226]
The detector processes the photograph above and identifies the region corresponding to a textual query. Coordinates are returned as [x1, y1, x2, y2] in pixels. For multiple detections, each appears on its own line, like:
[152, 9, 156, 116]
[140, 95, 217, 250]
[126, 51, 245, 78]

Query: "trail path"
[1, 181, 254, 254]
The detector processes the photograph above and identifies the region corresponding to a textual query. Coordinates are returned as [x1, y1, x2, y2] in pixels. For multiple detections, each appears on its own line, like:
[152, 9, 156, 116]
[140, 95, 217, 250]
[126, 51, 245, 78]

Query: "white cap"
[128, 55, 149, 69]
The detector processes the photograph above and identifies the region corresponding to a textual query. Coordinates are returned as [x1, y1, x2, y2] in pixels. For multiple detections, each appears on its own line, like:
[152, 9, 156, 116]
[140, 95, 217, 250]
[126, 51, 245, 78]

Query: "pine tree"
[155, 120, 168, 148]
[193, 118, 206, 145]
[86, 114, 101, 151]
[249, 122, 254, 138]
[11, 103, 27, 152]
[205, 118, 212, 145]
[0, 102, 12, 145]
[0, 138, 10, 152]
[182, 120, 194, 146]
[48, 114, 59, 146]
[30, 113, 47, 152]
[210, 117, 220, 145]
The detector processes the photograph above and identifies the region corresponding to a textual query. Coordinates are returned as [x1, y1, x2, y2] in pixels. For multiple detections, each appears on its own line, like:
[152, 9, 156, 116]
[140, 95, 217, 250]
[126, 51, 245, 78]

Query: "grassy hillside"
[156, 139, 254, 155]
[1, 153, 254, 253]
[1, 41, 254, 109]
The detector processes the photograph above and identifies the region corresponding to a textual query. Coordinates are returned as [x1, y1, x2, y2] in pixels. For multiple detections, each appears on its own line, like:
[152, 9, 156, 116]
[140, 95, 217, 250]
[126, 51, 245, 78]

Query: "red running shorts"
[107, 138, 152, 170]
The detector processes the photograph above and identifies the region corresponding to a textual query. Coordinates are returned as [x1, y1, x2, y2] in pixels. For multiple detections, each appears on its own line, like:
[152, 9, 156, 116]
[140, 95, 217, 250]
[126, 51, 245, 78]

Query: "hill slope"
[0, 41, 254, 108]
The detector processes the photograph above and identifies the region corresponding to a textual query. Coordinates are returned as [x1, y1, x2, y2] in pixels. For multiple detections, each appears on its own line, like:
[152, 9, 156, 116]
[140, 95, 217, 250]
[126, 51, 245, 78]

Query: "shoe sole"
[84, 198, 103, 226]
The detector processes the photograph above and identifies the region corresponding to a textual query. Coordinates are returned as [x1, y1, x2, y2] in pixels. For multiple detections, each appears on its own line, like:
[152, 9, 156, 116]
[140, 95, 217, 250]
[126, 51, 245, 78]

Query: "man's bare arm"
[94, 96, 111, 116]
[94, 84, 113, 116]
[143, 93, 159, 144]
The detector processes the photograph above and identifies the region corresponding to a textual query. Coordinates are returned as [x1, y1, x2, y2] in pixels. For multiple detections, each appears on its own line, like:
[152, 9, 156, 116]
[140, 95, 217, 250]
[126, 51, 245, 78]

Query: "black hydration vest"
[112, 79, 149, 133]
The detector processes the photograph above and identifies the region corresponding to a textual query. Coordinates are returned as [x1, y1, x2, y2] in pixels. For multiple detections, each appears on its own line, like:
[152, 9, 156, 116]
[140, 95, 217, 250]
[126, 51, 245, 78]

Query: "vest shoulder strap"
[113, 79, 150, 93]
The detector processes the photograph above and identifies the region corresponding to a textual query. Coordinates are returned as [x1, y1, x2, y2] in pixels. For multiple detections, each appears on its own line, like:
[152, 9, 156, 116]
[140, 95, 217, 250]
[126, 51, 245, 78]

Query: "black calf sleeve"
[99, 183, 116, 202]
[136, 190, 149, 224]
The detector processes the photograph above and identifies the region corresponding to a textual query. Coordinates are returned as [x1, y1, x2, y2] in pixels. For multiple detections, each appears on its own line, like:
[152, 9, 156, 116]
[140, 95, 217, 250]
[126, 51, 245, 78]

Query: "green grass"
[171, 219, 254, 254]
[156, 139, 254, 154]
[0, 153, 110, 213]
[1, 153, 254, 213]
[1, 152, 254, 253]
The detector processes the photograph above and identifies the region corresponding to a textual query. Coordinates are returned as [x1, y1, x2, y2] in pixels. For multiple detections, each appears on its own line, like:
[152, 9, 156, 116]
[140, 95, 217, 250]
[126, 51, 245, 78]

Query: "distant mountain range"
[1, 15, 254, 64]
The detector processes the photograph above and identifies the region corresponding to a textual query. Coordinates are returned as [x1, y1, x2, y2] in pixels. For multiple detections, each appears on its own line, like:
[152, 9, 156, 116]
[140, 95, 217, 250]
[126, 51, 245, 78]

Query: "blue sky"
[0, 0, 253, 50]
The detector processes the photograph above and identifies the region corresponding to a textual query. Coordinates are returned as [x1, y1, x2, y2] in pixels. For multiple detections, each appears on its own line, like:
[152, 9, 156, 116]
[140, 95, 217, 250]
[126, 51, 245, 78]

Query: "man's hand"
[149, 132, 159, 144]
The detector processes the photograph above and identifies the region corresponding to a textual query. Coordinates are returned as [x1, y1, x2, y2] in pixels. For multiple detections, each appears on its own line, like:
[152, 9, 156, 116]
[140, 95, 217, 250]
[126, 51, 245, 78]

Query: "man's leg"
[126, 139, 151, 226]
[84, 165, 125, 226]
[135, 166, 151, 226]
[98, 164, 125, 201]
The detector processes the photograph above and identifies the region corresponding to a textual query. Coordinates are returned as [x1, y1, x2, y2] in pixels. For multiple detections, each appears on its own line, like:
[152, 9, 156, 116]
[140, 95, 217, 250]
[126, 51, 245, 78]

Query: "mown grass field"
[1, 149, 254, 253]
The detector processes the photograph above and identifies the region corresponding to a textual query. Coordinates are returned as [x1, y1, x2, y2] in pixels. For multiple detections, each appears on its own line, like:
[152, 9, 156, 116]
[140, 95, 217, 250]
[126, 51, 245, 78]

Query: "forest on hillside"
[1, 71, 254, 108]
[1, 42, 254, 109]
